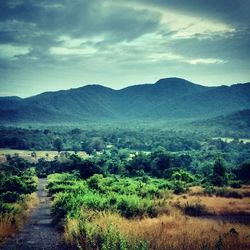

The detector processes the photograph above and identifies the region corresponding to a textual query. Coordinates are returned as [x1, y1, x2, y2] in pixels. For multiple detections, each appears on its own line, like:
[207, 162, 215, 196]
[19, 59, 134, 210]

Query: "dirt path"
[2, 178, 66, 250]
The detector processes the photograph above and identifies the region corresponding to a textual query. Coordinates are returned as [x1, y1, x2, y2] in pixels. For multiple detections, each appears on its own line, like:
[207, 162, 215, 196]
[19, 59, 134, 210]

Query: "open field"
[0, 149, 88, 163]
[172, 186, 250, 217]
[109, 213, 249, 250]
[212, 137, 250, 144]
[64, 207, 250, 250]
[46, 173, 250, 250]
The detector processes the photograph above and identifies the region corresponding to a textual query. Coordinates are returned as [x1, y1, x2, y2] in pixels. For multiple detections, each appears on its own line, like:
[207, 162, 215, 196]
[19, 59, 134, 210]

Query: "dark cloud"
[0, 0, 159, 43]
[166, 29, 250, 62]
[0, 0, 249, 96]
[138, 0, 250, 25]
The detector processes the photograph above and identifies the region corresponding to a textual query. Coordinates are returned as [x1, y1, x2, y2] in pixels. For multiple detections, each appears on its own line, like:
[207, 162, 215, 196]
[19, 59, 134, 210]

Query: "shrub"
[0, 202, 15, 215]
[237, 161, 250, 182]
[203, 185, 216, 196]
[230, 181, 242, 188]
[215, 188, 243, 199]
[172, 180, 188, 194]
[0, 191, 21, 203]
[116, 195, 155, 218]
[183, 201, 207, 216]
[211, 158, 228, 186]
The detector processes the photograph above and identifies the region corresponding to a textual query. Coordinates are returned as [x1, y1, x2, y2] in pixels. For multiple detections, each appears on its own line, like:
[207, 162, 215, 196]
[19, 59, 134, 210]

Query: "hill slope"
[193, 109, 250, 137]
[0, 78, 250, 124]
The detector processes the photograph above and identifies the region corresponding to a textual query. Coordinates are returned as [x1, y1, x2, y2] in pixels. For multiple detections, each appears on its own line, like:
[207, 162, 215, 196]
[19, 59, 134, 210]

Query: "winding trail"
[2, 178, 66, 250]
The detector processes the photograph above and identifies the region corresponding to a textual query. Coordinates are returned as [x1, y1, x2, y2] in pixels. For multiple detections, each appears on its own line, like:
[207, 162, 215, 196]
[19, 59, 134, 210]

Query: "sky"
[0, 0, 249, 97]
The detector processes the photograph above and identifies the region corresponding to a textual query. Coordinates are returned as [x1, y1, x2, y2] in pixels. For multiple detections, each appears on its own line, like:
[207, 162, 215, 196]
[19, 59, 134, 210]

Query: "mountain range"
[0, 77, 250, 124]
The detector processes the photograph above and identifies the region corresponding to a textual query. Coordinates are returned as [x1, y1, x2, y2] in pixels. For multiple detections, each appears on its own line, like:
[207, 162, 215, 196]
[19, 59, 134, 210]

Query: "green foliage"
[212, 158, 228, 186]
[116, 194, 155, 218]
[53, 137, 63, 152]
[230, 180, 242, 188]
[0, 191, 21, 203]
[101, 225, 128, 250]
[66, 211, 148, 250]
[49, 173, 169, 220]
[237, 161, 250, 182]
[171, 170, 196, 183]
[0, 156, 38, 218]
[203, 185, 216, 196]
[0, 202, 15, 215]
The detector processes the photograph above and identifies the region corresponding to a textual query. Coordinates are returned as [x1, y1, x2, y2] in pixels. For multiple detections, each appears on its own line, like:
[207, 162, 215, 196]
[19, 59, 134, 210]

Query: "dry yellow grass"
[172, 186, 250, 216]
[0, 149, 88, 162]
[63, 186, 250, 249]
[65, 210, 250, 250]
[180, 196, 250, 215]
[189, 185, 250, 197]
[0, 193, 39, 246]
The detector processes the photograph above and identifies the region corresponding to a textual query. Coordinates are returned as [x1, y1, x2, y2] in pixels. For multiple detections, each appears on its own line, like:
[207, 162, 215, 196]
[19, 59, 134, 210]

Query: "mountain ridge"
[0, 77, 250, 124]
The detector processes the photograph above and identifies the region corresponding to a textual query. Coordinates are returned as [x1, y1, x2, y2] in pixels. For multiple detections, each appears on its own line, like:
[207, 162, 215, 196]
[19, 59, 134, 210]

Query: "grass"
[48, 173, 250, 249]
[172, 186, 250, 216]
[0, 193, 39, 246]
[64, 211, 250, 250]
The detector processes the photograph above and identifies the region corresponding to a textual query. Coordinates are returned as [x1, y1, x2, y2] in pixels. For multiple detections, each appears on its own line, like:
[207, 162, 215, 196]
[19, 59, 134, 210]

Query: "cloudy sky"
[0, 0, 249, 97]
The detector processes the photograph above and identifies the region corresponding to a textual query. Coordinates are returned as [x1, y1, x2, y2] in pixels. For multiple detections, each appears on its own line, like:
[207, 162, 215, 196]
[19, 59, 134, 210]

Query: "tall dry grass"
[172, 190, 250, 216]
[64, 210, 250, 250]
[0, 193, 39, 245]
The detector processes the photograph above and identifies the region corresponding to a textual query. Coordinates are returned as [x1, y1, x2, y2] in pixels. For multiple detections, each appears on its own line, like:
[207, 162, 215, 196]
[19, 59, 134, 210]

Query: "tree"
[212, 158, 228, 186]
[90, 137, 105, 152]
[237, 161, 250, 182]
[72, 144, 81, 154]
[31, 151, 37, 158]
[78, 159, 102, 179]
[53, 138, 63, 153]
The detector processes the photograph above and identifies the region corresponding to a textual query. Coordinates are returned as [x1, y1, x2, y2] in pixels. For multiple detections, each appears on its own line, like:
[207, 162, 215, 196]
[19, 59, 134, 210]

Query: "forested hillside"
[1, 78, 250, 124]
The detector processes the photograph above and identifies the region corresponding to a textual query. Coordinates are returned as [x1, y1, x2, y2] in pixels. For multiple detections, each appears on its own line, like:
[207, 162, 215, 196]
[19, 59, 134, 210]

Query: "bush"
[215, 188, 243, 199]
[230, 181, 242, 188]
[203, 185, 216, 196]
[183, 202, 207, 216]
[0, 202, 15, 215]
[172, 180, 188, 194]
[237, 161, 250, 182]
[0, 191, 21, 203]
[116, 195, 155, 218]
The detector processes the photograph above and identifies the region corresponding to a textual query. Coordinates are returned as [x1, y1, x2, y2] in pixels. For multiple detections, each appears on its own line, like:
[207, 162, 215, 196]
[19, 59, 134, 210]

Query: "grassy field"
[172, 186, 250, 216]
[63, 191, 250, 250]
[0, 149, 88, 163]
[46, 173, 250, 250]
[75, 212, 250, 250]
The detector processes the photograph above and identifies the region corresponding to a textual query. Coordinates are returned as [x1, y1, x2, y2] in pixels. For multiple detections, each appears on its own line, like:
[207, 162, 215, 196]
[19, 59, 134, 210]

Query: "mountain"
[0, 77, 250, 124]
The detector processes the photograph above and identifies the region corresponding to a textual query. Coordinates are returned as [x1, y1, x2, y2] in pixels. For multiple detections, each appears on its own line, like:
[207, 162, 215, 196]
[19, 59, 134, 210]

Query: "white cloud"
[146, 52, 183, 62]
[160, 10, 235, 39]
[56, 35, 103, 48]
[0, 44, 30, 59]
[49, 46, 97, 56]
[121, 2, 235, 40]
[50, 36, 101, 56]
[185, 58, 226, 65]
